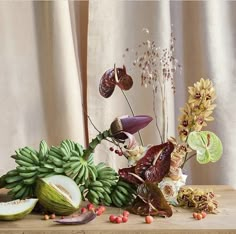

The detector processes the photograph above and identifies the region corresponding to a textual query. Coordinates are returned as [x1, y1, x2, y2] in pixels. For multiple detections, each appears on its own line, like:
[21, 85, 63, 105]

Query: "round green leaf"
[187, 131, 223, 164]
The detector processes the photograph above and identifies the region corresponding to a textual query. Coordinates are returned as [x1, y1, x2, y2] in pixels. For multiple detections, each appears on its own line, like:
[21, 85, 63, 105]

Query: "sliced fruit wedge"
[0, 198, 38, 221]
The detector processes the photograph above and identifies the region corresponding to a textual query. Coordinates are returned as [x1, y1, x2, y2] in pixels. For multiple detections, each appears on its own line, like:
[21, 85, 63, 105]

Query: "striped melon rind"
[0, 198, 38, 221]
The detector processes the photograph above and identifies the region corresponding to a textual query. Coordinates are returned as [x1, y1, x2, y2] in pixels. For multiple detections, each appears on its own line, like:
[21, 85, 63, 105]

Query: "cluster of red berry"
[109, 210, 129, 224]
[109, 147, 123, 156]
[81, 203, 106, 216]
[192, 211, 207, 220]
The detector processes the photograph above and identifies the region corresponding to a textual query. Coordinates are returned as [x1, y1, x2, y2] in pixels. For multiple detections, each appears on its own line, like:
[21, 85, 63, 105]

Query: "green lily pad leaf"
[187, 131, 223, 164]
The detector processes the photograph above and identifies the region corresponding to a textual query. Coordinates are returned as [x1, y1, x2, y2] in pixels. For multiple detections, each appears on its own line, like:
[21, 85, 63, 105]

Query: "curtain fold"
[0, 1, 86, 175]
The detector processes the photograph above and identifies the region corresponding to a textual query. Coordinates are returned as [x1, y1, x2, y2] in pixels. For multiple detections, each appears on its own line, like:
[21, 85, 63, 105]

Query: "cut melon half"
[0, 198, 38, 221]
[36, 175, 81, 215]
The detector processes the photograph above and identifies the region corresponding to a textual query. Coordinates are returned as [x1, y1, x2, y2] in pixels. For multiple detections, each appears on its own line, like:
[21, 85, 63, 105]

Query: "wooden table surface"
[0, 185, 236, 234]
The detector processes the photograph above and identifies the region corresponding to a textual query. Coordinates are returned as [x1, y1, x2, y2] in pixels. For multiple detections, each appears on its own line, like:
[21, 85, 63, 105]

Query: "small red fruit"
[201, 211, 207, 219]
[81, 207, 87, 214]
[122, 216, 128, 223]
[109, 215, 116, 223]
[43, 214, 50, 220]
[123, 210, 130, 217]
[193, 212, 198, 219]
[109, 147, 114, 151]
[99, 206, 106, 213]
[145, 215, 153, 224]
[50, 213, 56, 219]
[115, 149, 119, 154]
[116, 216, 122, 224]
[87, 203, 95, 211]
[196, 213, 202, 220]
[96, 209, 103, 216]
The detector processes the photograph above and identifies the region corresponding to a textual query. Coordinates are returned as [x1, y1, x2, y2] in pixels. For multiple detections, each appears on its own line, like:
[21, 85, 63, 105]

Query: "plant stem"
[181, 152, 197, 169]
[120, 89, 144, 146]
[83, 130, 111, 160]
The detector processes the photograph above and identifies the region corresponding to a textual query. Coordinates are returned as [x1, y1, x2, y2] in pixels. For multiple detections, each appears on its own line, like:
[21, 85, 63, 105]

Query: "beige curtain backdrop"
[0, 0, 235, 187]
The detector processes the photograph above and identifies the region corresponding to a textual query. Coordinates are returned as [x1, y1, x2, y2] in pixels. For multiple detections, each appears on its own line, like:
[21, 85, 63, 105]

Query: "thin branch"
[82, 104, 101, 133]
[181, 152, 197, 169]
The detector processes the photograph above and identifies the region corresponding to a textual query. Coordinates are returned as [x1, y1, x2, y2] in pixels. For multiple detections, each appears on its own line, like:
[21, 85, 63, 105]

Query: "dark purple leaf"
[118, 166, 143, 185]
[54, 211, 96, 225]
[128, 182, 172, 217]
[135, 141, 174, 183]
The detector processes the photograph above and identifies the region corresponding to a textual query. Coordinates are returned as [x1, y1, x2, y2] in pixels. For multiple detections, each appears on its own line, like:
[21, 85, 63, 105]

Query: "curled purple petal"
[120, 115, 153, 134]
[110, 115, 153, 140]
[54, 211, 96, 225]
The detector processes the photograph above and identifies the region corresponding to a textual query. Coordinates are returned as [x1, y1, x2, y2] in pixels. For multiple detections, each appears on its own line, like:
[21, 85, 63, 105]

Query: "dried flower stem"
[152, 89, 163, 143]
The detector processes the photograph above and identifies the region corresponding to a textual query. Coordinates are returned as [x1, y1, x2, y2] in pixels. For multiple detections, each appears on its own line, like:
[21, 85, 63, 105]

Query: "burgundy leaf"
[118, 166, 143, 185]
[127, 182, 172, 217]
[135, 141, 174, 183]
[54, 211, 96, 225]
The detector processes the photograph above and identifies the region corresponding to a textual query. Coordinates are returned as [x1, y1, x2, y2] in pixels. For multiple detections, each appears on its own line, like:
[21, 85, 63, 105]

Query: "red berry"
[118, 151, 123, 156]
[87, 203, 95, 211]
[109, 215, 116, 223]
[50, 213, 56, 219]
[99, 206, 106, 213]
[193, 212, 198, 219]
[43, 214, 50, 220]
[116, 217, 122, 224]
[201, 211, 207, 219]
[122, 216, 128, 223]
[109, 147, 114, 151]
[81, 207, 87, 214]
[145, 215, 153, 224]
[123, 210, 130, 217]
[96, 209, 103, 216]
[196, 213, 202, 220]
[115, 149, 119, 154]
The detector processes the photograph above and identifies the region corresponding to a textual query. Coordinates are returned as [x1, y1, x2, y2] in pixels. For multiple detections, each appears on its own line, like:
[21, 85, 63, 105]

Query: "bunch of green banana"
[84, 163, 118, 206]
[3, 144, 43, 199]
[111, 180, 137, 208]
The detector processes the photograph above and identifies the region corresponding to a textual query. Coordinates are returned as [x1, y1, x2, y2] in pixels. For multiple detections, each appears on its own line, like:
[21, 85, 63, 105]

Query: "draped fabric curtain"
[0, 0, 235, 187]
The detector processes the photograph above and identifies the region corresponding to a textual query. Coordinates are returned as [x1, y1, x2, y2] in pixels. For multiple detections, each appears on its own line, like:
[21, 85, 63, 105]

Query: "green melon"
[35, 175, 81, 215]
[0, 198, 38, 221]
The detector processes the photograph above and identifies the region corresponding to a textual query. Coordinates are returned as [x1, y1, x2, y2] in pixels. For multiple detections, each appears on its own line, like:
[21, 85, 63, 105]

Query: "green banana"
[89, 181, 103, 187]
[5, 175, 23, 184]
[19, 171, 37, 178]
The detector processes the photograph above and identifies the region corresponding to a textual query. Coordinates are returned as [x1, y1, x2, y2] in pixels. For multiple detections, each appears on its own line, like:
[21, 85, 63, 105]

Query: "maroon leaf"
[135, 141, 174, 183]
[127, 182, 173, 217]
[118, 166, 143, 185]
[99, 66, 133, 98]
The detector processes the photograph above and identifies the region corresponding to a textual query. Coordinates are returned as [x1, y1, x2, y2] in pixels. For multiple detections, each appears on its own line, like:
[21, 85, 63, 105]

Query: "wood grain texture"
[0, 186, 236, 234]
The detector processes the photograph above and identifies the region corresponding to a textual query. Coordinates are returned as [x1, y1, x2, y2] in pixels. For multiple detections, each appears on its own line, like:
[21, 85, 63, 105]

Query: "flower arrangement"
[97, 29, 223, 212]
[0, 29, 223, 222]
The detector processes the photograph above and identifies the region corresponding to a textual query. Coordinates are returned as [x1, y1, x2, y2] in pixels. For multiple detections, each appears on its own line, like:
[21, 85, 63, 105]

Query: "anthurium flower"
[110, 115, 153, 140]
[99, 65, 133, 98]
